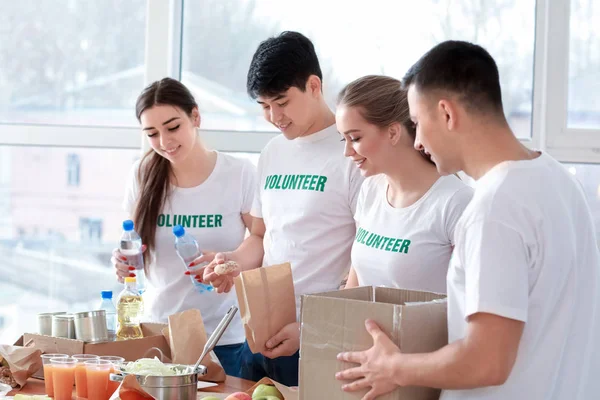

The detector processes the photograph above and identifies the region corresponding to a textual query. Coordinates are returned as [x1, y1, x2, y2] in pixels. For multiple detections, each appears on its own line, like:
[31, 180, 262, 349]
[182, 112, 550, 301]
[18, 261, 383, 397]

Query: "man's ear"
[438, 98, 459, 131]
[306, 75, 323, 96]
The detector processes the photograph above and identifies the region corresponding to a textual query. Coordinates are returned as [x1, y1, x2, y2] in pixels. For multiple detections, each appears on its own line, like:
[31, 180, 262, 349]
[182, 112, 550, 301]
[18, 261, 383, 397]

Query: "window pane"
[182, 0, 535, 138]
[0, 1, 146, 127]
[568, 0, 600, 129]
[0, 146, 139, 343]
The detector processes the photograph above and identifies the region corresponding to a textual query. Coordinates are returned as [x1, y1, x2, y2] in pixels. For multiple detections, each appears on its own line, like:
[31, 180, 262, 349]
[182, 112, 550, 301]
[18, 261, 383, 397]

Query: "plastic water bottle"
[120, 220, 146, 294]
[116, 277, 144, 341]
[172, 225, 214, 293]
[99, 290, 117, 341]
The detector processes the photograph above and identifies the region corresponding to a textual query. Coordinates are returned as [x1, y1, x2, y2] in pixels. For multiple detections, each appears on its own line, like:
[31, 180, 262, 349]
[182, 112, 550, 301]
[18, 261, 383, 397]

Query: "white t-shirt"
[443, 152, 600, 399]
[252, 124, 364, 316]
[352, 174, 473, 293]
[123, 152, 256, 345]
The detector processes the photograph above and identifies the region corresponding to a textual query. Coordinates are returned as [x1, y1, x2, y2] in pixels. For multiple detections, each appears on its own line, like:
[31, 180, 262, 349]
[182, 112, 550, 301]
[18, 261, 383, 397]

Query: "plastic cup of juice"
[51, 357, 77, 400]
[98, 356, 125, 397]
[73, 354, 99, 398]
[41, 353, 68, 397]
[85, 359, 113, 400]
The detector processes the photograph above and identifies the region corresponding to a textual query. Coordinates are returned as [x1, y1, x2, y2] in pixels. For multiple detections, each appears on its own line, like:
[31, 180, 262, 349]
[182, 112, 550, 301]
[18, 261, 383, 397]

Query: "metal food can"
[73, 310, 109, 343]
[37, 312, 66, 336]
[52, 314, 76, 339]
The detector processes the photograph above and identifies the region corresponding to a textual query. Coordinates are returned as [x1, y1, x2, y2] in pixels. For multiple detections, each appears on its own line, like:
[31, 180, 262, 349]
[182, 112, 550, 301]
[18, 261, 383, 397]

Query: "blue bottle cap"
[123, 220, 134, 231]
[173, 225, 185, 238]
[101, 290, 113, 299]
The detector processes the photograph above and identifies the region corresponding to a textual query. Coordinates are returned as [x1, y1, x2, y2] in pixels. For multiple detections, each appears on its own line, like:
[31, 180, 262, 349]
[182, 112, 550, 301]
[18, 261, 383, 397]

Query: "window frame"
[542, 0, 600, 161]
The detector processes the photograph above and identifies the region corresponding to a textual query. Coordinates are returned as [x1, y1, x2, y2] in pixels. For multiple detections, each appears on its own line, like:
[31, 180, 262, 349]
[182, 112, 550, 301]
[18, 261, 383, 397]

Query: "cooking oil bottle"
[116, 277, 144, 341]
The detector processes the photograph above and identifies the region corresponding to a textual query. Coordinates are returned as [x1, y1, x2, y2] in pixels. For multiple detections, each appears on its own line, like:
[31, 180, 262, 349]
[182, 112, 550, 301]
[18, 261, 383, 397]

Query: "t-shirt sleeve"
[347, 162, 365, 215]
[445, 185, 474, 244]
[459, 219, 529, 322]
[250, 151, 265, 218]
[241, 160, 257, 214]
[122, 161, 141, 215]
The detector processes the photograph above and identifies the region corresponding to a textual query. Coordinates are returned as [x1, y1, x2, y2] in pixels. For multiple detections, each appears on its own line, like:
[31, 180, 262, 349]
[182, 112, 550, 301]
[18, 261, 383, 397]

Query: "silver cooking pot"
[109, 363, 207, 399]
[109, 305, 237, 400]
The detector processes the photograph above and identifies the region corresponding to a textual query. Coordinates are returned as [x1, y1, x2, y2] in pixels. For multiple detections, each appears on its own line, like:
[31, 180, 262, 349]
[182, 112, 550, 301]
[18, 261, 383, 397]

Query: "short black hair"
[402, 40, 503, 114]
[246, 31, 323, 99]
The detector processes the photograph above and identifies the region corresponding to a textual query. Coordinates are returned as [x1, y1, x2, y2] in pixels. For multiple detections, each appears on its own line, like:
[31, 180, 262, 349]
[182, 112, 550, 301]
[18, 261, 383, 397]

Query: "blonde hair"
[337, 75, 432, 164]
[337, 75, 414, 136]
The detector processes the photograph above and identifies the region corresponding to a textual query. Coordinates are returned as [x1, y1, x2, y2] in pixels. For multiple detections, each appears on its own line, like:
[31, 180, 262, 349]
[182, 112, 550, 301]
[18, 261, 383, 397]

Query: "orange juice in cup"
[85, 359, 112, 400]
[73, 354, 99, 398]
[98, 356, 125, 397]
[41, 353, 68, 397]
[51, 357, 77, 400]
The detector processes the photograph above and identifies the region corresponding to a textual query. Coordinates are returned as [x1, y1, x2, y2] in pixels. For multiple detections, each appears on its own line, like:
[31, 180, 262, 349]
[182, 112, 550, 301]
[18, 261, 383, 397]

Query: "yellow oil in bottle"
[116, 278, 144, 341]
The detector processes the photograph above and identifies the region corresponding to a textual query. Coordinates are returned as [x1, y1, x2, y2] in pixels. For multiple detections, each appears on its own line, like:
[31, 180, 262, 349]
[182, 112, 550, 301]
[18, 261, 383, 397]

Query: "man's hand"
[262, 322, 300, 359]
[336, 319, 401, 400]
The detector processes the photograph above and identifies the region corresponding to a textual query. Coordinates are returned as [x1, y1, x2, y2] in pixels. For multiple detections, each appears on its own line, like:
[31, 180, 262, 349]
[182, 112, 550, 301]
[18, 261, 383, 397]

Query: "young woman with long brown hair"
[111, 78, 255, 377]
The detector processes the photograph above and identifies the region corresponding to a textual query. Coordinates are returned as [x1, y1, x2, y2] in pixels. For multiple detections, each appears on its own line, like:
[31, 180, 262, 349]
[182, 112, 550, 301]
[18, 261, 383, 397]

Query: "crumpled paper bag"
[0, 344, 42, 388]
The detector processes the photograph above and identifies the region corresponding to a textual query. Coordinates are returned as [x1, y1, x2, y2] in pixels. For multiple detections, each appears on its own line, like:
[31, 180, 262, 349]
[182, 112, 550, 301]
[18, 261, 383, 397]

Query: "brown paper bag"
[0, 344, 42, 387]
[115, 375, 156, 400]
[246, 377, 299, 400]
[167, 309, 226, 382]
[234, 263, 297, 354]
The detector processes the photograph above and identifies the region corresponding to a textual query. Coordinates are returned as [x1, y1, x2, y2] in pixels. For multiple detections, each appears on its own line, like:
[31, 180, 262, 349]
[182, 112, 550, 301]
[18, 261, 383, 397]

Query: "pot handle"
[194, 365, 208, 376]
[143, 346, 168, 362]
[109, 373, 124, 382]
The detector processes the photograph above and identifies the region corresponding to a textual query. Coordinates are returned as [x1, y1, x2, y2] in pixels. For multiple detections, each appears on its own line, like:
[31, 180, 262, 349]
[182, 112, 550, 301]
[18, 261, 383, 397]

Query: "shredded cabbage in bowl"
[120, 357, 189, 376]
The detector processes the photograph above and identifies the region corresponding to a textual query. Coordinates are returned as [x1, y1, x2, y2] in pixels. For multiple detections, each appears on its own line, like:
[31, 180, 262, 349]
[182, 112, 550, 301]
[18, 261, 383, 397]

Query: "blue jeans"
[213, 343, 244, 378]
[239, 341, 299, 386]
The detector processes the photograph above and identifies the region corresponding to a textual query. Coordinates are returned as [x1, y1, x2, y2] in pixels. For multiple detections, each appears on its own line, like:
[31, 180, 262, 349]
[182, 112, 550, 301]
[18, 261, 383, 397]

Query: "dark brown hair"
[337, 75, 433, 164]
[134, 78, 198, 263]
[402, 40, 504, 115]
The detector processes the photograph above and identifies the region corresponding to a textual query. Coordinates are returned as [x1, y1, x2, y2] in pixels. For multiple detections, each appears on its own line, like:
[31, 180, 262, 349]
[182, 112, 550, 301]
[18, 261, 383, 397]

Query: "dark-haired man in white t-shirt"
[201, 31, 364, 386]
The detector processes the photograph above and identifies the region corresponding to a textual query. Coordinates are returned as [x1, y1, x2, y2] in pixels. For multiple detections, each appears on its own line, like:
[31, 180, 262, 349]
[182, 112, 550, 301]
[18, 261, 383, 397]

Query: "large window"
[1, 0, 600, 345]
[181, 0, 536, 139]
[0, 146, 138, 343]
[0, 0, 146, 128]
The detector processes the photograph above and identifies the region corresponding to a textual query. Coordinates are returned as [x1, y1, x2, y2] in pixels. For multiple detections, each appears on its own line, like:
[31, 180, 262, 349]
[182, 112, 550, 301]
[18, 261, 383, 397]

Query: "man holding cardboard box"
[202, 31, 364, 386]
[336, 40, 600, 399]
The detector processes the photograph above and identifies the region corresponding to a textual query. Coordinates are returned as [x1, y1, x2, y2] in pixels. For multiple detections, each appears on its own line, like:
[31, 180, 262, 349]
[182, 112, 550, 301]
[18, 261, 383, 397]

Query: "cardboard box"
[299, 287, 447, 400]
[15, 323, 170, 379]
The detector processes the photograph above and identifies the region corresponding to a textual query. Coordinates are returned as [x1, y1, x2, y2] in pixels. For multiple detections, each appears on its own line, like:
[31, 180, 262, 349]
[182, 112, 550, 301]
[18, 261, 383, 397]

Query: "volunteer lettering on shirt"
[264, 174, 327, 192]
[355, 227, 411, 254]
[157, 213, 223, 228]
